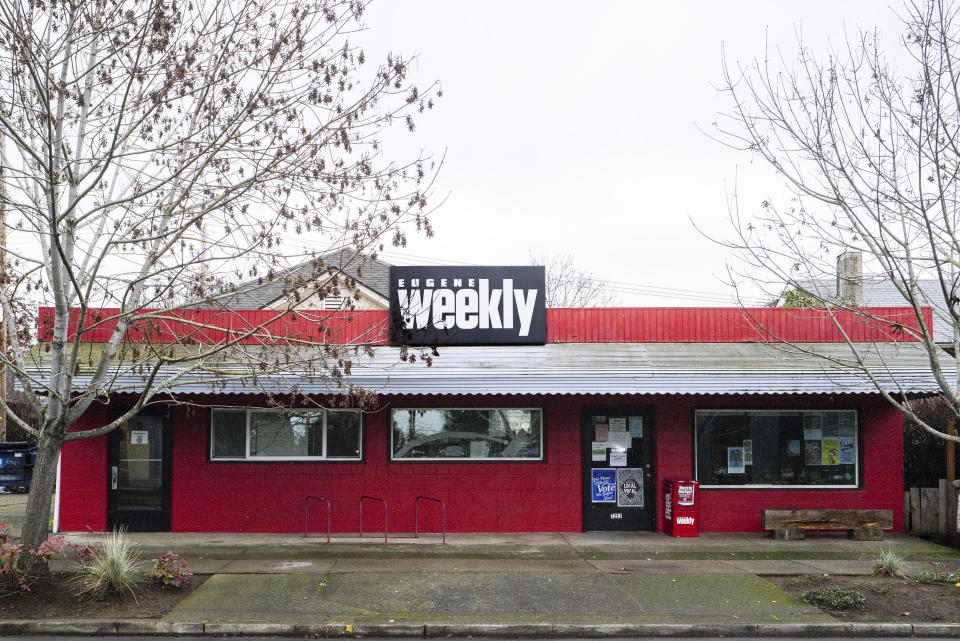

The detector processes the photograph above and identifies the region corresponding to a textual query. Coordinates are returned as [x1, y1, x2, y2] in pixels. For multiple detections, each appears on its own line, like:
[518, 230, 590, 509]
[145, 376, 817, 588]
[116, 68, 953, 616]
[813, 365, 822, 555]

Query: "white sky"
[355, 1, 907, 306]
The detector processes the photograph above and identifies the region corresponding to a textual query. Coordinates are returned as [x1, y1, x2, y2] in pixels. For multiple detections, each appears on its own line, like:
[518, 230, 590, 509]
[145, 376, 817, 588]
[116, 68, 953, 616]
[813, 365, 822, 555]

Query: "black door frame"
[106, 406, 173, 532]
[581, 405, 656, 531]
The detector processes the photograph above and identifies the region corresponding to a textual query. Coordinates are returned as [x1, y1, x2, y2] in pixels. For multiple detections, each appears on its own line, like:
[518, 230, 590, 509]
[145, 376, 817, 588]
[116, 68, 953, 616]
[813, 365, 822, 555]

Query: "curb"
[0, 620, 959, 637]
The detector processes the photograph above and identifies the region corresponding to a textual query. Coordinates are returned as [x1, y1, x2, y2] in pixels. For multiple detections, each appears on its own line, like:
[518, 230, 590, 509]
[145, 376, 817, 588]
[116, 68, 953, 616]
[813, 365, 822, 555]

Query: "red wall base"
[58, 394, 904, 533]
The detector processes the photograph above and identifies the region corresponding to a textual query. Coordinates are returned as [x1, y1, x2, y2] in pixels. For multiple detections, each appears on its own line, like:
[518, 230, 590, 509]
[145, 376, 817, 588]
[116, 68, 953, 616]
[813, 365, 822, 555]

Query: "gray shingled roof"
[219, 248, 392, 309]
[795, 277, 954, 344]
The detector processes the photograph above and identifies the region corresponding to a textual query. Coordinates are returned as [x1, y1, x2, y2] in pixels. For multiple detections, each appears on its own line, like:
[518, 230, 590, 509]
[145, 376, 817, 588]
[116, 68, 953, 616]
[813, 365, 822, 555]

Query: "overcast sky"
[351, 1, 907, 306]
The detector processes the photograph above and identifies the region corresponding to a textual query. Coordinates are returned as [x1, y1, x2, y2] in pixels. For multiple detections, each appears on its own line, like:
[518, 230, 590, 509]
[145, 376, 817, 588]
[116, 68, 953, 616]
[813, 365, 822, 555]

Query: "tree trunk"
[18, 433, 62, 573]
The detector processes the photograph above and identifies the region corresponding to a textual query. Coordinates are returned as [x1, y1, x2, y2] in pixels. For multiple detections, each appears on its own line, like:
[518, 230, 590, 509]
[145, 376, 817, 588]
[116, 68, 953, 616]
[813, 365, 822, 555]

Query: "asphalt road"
[7, 637, 960, 641]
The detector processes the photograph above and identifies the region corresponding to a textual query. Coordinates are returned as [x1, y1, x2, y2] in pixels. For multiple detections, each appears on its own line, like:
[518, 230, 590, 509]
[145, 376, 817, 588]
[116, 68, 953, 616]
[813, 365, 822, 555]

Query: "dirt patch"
[768, 573, 960, 622]
[0, 573, 207, 619]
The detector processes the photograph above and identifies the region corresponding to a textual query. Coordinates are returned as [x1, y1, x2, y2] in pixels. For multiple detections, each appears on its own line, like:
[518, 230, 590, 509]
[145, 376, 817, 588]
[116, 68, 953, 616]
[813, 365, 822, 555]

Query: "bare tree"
[529, 252, 617, 308]
[0, 0, 440, 562]
[714, 0, 960, 442]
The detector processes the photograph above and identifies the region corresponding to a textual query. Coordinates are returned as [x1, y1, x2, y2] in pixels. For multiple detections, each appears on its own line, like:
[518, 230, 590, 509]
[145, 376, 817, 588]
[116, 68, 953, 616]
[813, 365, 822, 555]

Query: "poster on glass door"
[591, 468, 617, 503]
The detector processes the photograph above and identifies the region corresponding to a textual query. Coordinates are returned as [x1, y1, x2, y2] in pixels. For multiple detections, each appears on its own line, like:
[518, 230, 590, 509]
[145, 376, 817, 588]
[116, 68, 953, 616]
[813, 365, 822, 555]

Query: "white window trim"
[210, 408, 362, 461]
[693, 409, 859, 489]
[390, 407, 545, 462]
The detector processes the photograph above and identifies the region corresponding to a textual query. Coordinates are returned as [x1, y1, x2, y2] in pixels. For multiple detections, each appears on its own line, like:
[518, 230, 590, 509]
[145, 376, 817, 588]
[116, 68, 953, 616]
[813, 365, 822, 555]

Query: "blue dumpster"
[0, 442, 37, 492]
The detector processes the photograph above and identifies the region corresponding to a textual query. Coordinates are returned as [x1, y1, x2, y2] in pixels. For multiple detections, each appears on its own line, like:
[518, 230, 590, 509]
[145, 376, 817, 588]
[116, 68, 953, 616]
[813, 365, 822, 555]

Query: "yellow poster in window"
[821, 438, 840, 465]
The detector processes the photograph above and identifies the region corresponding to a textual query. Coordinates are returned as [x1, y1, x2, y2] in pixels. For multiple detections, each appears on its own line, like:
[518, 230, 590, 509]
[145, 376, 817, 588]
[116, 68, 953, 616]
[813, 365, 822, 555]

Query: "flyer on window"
[804, 440, 822, 465]
[743, 439, 753, 465]
[838, 437, 856, 464]
[727, 447, 745, 474]
[608, 430, 631, 449]
[609, 449, 627, 467]
[821, 437, 840, 465]
[595, 424, 609, 442]
[822, 413, 839, 437]
[838, 413, 856, 436]
[803, 413, 822, 440]
[616, 468, 644, 508]
[591, 443, 607, 461]
[591, 468, 617, 503]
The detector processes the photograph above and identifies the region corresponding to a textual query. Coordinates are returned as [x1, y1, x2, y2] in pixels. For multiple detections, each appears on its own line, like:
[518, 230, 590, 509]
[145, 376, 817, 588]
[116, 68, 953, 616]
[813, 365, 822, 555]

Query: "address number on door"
[610, 513, 623, 519]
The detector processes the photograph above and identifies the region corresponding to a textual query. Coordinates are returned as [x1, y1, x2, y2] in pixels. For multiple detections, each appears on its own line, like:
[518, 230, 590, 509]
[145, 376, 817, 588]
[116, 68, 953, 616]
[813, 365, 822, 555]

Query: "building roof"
[219, 248, 392, 309]
[796, 277, 953, 344]
[35, 341, 951, 397]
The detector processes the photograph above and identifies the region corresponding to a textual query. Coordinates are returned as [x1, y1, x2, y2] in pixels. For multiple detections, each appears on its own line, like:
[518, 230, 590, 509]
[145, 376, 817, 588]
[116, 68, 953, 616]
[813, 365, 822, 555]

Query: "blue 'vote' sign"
[591, 468, 616, 503]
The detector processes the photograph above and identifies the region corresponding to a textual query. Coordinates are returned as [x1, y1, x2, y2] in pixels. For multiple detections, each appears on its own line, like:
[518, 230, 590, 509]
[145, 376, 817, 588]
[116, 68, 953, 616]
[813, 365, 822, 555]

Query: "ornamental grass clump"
[73, 529, 142, 600]
[873, 547, 906, 577]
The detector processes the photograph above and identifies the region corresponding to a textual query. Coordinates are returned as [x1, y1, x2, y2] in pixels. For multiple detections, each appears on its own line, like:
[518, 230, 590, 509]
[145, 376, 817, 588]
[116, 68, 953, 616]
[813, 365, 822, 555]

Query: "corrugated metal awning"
[27, 342, 953, 397]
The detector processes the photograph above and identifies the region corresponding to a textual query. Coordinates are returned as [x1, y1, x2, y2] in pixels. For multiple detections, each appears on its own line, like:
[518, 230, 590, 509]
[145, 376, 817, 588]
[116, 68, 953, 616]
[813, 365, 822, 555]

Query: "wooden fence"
[904, 480, 960, 545]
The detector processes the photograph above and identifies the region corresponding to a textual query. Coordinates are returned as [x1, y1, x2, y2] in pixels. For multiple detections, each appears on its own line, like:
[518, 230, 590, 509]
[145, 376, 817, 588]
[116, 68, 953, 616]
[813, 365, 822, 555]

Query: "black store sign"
[389, 266, 546, 345]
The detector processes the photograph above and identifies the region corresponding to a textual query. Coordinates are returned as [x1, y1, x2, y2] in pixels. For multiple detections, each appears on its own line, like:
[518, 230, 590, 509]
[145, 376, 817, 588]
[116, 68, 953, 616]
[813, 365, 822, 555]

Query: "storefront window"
[694, 410, 858, 487]
[391, 408, 543, 461]
[210, 409, 362, 460]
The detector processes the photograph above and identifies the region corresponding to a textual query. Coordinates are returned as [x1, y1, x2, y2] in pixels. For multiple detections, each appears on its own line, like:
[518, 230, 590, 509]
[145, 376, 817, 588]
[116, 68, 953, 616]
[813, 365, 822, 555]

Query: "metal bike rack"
[414, 495, 446, 545]
[303, 496, 331, 544]
[359, 495, 388, 544]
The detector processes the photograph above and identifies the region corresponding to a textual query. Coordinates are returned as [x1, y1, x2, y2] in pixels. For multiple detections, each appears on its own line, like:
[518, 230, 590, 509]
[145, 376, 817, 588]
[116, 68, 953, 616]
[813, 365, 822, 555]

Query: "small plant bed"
[0, 572, 207, 619]
[768, 573, 960, 622]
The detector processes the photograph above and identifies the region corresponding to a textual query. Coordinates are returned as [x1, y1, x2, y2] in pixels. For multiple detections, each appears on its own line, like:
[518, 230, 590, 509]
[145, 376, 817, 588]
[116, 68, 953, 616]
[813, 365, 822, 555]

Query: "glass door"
[582, 406, 655, 531]
[107, 412, 172, 531]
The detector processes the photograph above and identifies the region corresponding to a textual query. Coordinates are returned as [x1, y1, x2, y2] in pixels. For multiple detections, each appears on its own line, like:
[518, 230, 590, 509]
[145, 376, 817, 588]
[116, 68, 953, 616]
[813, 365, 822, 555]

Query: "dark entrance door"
[107, 411, 172, 532]
[582, 406, 655, 531]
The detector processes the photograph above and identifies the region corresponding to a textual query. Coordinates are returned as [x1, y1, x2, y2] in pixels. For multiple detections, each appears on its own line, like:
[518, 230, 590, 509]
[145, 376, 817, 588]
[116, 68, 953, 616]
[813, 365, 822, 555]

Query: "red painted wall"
[58, 405, 109, 532]
[652, 395, 905, 533]
[39, 306, 933, 345]
[57, 393, 904, 534]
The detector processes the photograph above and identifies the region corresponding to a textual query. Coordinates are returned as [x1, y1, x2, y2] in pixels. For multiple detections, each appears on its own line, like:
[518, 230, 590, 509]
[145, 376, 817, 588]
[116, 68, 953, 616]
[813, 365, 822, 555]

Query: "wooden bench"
[762, 509, 893, 540]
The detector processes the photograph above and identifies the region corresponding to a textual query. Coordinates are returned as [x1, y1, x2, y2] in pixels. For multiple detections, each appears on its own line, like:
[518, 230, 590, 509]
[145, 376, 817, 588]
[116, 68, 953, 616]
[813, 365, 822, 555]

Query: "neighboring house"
[221, 248, 390, 311]
[790, 252, 955, 353]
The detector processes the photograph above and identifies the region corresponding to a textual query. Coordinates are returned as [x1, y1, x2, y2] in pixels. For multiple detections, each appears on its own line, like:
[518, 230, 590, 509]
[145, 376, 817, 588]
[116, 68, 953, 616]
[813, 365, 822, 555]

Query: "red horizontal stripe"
[36, 306, 933, 344]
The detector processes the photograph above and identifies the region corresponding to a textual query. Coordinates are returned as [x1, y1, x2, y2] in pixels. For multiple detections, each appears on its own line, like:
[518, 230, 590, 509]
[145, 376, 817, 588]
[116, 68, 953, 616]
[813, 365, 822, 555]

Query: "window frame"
[389, 407, 545, 462]
[693, 408, 860, 490]
[209, 407, 363, 462]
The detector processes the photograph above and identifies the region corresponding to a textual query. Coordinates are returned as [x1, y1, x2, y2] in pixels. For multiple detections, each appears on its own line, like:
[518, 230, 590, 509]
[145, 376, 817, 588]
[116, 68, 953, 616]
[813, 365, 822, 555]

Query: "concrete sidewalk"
[44, 530, 960, 632]
[57, 529, 960, 560]
[6, 491, 960, 636]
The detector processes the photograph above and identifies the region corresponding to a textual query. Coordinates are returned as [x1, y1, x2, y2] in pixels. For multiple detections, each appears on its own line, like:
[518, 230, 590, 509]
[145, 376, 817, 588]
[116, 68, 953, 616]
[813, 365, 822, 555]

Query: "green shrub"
[73, 529, 142, 600]
[912, 567, 960, 583]
[913, 570, 940, 582]
[873, 547, 905, 577]
[852, 581, 889, 594]
[801, 587, 866, 609]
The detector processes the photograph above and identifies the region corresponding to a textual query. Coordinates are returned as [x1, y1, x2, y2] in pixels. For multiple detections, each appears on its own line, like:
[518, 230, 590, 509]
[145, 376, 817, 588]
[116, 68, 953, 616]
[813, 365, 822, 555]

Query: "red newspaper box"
[663, 479, 699, 537]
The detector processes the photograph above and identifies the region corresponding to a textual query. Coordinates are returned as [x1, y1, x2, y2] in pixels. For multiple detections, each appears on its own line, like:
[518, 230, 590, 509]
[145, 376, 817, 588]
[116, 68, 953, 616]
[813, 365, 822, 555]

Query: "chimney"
[837, 251, 862, 306]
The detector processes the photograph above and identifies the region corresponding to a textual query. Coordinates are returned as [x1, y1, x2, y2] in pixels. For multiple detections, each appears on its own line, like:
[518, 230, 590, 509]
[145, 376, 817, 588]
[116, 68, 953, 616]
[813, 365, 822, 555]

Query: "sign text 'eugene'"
[389, 266, 546, 345]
